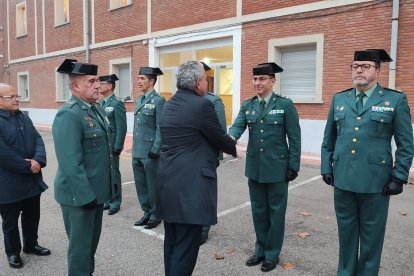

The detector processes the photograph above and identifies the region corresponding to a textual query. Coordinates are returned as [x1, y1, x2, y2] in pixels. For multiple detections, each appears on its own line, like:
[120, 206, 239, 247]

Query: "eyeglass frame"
[252, 76, 275, 82]
[350, 64, 379, 72]
[0, 95, 22, 100]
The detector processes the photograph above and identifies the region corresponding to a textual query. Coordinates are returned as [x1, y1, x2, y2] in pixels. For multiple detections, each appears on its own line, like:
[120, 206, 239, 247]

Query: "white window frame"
[54, 0, 70, 26]
[109, 57, 132, 101]
[55, 69, 71, 102]
[110, 0, 132, 10]
[268, 34, 324, 103]
[16, 1, 27, 37]
[17, 72, 29, 101]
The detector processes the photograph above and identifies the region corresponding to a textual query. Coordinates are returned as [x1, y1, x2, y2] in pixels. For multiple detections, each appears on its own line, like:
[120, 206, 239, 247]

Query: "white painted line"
[218, 201, 251, 217]
[122, 181, 135, 185]
[133, 226, 165, 240]
[288, 175, 322, 191]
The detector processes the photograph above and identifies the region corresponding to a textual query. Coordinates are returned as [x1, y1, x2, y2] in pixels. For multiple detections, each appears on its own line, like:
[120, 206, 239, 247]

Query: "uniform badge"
[385, 101, 390, 106]
[105, 107, 114, 112]
[246, 111, 250, 115]
[252, 110, 256, 115]
[84, 116, 95, 128]
[336, 106, 340, 110]
[340, 106, 344, 111]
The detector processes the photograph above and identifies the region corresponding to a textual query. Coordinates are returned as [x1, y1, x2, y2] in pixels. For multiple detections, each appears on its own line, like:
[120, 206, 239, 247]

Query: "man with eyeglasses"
[321, 49, 413, 275]
[0, 83, 50, 269]
[98, 74, 127, 216]
[229, 62, 301, 272]
[53, 59, 116, 276]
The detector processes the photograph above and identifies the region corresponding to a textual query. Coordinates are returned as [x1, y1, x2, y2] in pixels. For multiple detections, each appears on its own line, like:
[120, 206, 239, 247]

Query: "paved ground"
[0, 129, 413, 276]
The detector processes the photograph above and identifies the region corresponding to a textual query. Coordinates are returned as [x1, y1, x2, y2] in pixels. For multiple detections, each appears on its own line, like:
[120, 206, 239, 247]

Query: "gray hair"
[176, 61, 204, 90]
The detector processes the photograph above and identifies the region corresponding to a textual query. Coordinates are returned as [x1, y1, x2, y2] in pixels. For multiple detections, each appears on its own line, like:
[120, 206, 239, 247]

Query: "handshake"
[322, 173, 406, 195]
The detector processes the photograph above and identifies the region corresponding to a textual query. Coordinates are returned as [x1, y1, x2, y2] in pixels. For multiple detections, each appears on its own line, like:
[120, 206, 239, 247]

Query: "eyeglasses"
[252, 77, 274, 82]
[351, 64, 378, 72]
[0, 95, 21, 100]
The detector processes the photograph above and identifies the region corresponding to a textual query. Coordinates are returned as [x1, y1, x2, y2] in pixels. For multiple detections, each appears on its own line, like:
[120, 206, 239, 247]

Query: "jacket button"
[248, 120, 251, 123]
[260, 130, 264, 133]
[260, 139, 263, 142]
[260, 120, 263, 123]
[352, 138, 357, 143]
[382, 160, 386, 164]
[260, 149, 263, 151]
[357, 116, 361, 120]
[351, 150, 356, 154]
[354, 127, 359, 131]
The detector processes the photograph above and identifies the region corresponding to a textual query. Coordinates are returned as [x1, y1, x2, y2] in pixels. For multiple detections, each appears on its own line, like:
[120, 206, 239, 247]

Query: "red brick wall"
[43, 0, 84, 53]
[151, 0, 236, 32]
[8, 0, 37, 59]
[241, 1, 404, 120]
[243, 0, 318, 15]
[94, 1, 147, 43]
[0, 0, 6, 82]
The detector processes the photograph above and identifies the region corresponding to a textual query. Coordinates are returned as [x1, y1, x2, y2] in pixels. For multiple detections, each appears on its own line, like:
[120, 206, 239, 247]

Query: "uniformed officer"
[229, 62, 301, 272]
[99, 74, 127, 215]
[53, 59, 116, 276]
[201, 62, 228, 245]
[321, 49, 414, 276]
[132, 67, 166, 229]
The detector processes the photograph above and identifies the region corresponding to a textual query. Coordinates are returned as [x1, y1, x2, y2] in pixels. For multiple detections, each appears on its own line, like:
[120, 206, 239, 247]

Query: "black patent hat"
[139, 67, 164, 76]
[354, 49, 393, 62]
[253, 62, 284, 75]
[57, 59, 98, 75]
[99, 74, 119, 82]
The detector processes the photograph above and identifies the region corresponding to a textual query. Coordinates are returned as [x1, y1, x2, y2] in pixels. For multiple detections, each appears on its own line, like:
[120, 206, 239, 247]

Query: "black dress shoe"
[108, 207, 120, 215]
[8, 254, 23, 268]
[260, 258, 279, 272]
[144, 220, 161, 229]
[23, 245, 51, 256]
[134, 216, 150, 226]
[200, 233, 208, 245]
[245, 255, 265, 266]
[103, 205, 110, 210]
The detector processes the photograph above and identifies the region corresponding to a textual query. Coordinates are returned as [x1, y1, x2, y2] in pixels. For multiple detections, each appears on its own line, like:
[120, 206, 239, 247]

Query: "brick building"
[0, 0, 413, 153]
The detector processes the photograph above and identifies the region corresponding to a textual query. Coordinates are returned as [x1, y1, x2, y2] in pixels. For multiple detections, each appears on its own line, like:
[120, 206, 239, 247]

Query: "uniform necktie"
[141, 95, 146, 104]
[356, 92, 366, 113]
[91, 105, 104, 125]
[260, 99, 266, 113]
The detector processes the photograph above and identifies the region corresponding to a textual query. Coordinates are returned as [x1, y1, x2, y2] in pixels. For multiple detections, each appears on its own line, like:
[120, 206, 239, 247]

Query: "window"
[110, 0, 131, 9]
[16, 2, 27, 37]
[55, 0, 69, 26]
[56, 71, 71, 101]
[269, 34, 324, 103]
[110, 58, 132, 101]
[17, 72, 29, 101]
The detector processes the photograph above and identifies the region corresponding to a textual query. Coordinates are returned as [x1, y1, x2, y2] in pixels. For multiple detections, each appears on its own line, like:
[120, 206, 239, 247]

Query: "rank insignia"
[246, 111, 250, 115]
[336, 106, 340, 110]
[340, 106, 344, 110]
[385, 101, 390, 106]
[84, 116, 95, 128]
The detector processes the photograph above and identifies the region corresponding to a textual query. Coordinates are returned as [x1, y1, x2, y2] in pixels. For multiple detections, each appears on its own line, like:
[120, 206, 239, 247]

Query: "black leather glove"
[286, 169, 298, 181]
[114, 148, 122, 155]
[322, 173, 334, 186]
[382, 178, 405, 195]
[82, 199, 97, 209]
[148, 151, 160, 159]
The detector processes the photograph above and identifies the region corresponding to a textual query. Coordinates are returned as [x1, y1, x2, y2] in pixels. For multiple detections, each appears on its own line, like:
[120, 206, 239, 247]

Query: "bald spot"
[0, 83, 15, 96]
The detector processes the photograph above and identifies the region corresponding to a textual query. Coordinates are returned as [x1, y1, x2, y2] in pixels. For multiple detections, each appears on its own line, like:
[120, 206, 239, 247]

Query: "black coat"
[0, 110, 48, 204]
[157, 89, 236, 226]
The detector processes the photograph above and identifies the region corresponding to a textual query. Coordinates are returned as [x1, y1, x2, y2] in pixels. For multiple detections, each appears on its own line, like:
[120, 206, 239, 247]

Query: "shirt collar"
[356, 83, 377, 98]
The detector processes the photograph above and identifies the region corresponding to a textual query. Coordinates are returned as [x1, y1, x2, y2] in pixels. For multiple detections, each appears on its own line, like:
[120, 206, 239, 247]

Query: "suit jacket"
[229, 92, 301, 183]
[157, 89, 237, 226]
[132, 89, 165, 158]
[321, 84, 414, 193]
[0, 109, 48, 204]
[53, 96, 116, 206]
[100, 94, 127, 153]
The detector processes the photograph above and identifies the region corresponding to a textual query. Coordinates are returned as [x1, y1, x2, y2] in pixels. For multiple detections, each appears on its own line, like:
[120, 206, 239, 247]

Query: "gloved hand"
[286, 169, 298, 181]
[114, 148, 122, 155]
[148, 151, 160, 159]
[82, 199, 97, 209]
[382, 178, 405, 195]
[322, 173, 334, 186]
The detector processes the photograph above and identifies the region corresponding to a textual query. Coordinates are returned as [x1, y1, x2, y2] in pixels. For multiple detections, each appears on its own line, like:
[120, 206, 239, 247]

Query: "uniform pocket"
[334, 112, 346, 136]
[368, 153, 392, 166]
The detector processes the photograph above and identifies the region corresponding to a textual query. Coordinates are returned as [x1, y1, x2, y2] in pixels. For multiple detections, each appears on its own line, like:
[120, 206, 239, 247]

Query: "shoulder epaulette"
[64, 100, 77, 108]
[275, 94, 291, 100]
[336, 88, 353, 94]
[243, 95, 257, 102]
[382, 87, 402, 93]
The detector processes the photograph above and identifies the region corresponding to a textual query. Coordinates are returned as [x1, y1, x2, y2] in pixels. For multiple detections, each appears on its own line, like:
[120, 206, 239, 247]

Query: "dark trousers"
[0, 194, 41, 256]
[163, 222, 202, 276]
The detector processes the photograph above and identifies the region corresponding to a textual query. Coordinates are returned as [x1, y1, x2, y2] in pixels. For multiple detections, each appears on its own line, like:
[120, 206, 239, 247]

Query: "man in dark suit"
[321, 49, 414, 275]
[53, 59, 116, 276]
[157, 61, 237, 276]
[99, 74, 127, 215]
[0, 83, 50, 269]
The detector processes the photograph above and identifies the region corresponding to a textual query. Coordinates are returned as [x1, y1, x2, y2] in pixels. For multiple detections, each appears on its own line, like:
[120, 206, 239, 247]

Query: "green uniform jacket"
[204, 92, 227, 160]
[321, 84, 414, 193]
[100, 94, 127, 153]
[53, 96, 116, 206]
[132, 90, 165, 158]
[229, 93, 301, 183]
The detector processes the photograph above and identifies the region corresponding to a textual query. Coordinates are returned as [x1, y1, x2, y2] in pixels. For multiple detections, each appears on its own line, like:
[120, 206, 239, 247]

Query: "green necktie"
[260, 99, 266, 113]
[356, 92, 366, 113]
[141, 95, 146, 104]
[91, 105, 104, 125]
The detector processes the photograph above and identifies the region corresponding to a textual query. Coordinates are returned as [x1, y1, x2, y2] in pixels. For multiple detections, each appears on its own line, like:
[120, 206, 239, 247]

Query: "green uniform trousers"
[105, 154, 122, 209]
[248, 179, 288, 261]
[60, 204, 104, 276]
[132, 157, 159, 221]
[334, 188, 389, 276]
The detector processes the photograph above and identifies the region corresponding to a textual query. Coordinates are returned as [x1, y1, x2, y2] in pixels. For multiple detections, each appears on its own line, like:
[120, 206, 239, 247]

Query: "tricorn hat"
[200, 62, 212, 71]
[139, 67, 164, 76]
[253, 62, 284, 75]
[99, 74, 119, 82]
[57, 59, 98, 75]
[354, 49, 393, 63]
